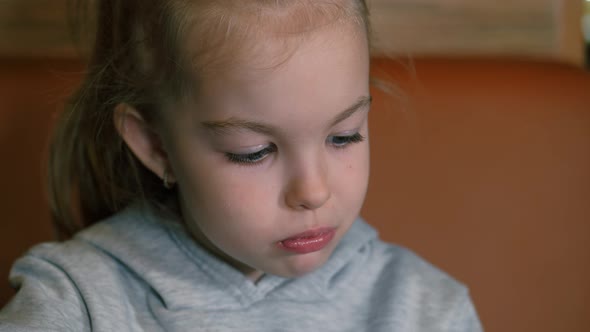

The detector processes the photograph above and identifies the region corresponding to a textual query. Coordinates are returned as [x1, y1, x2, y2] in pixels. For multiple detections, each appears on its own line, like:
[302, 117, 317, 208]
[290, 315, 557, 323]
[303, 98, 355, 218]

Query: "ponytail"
[48, 0, 182, 239]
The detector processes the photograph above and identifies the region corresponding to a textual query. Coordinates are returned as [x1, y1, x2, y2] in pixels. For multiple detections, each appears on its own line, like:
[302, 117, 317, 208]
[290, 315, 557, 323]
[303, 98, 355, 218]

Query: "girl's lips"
[278, 227, 336, 254]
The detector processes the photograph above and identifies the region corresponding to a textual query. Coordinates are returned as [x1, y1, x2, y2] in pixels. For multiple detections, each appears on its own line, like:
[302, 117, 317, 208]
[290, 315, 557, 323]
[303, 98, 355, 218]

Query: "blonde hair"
[49, 0, 371, 239]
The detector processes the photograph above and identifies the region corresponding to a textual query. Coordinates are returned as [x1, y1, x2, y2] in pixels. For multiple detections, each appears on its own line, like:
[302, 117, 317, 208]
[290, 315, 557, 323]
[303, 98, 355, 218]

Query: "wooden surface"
[0, 0, 585, 65]
[369, 0, 583, 65]
[0, 0, 73, 58]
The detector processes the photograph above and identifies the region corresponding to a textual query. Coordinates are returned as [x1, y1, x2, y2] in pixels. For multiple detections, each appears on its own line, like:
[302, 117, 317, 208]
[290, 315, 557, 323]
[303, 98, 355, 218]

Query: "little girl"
[1, 0, 482, 331]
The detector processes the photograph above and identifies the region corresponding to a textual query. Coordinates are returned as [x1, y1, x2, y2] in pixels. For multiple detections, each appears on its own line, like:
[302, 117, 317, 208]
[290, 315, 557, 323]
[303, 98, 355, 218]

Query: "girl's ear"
[113, 103, 176, 185]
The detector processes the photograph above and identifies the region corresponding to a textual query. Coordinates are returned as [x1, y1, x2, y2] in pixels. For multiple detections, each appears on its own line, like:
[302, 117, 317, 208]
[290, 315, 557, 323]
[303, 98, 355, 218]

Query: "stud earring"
[163, 168, 174, 189]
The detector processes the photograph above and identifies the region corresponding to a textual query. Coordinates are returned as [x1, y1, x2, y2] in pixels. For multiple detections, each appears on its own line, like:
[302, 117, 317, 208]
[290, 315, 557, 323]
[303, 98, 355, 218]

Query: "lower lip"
[278, 228, 336, 254]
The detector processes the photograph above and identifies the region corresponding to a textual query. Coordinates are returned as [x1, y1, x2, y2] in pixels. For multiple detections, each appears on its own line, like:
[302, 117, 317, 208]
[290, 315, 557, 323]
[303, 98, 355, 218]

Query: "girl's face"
[161, 21, 370, 280]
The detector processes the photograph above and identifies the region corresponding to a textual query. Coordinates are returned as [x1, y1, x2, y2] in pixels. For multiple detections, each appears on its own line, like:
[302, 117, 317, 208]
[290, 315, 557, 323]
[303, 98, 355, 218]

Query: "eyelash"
[328, 132, 365, 148]
[225, 145, 278, 165]
[225, 132, 365, 165]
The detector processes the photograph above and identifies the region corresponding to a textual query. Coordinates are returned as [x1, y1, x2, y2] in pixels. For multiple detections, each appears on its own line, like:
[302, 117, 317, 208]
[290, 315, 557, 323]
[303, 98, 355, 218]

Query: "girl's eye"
[328, 132, 365, 148]
[225, 144, 277, 165]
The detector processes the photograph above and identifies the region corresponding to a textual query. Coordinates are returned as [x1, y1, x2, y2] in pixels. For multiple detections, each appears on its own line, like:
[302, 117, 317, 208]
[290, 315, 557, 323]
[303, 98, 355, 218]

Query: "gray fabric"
[0, 205, 483, 331]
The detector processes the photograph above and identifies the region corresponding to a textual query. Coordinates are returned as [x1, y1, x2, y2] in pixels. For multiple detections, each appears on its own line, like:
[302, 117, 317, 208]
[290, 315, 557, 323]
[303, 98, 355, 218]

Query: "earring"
[163, 168, 174, 189]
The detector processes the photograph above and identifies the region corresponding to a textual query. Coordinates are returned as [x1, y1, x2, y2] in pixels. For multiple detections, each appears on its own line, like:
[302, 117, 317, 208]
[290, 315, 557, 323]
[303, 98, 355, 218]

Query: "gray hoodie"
[0, 205, 483, 331]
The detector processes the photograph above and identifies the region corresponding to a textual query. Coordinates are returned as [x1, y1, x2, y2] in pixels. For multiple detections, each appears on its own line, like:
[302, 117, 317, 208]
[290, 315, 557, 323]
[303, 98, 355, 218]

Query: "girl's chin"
[275, 249, 333, 278]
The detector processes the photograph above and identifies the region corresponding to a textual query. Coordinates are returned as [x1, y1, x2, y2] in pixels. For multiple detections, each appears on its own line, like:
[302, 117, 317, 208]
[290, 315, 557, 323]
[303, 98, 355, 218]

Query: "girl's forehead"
[180, 20, 370, 129]
[189, 20, 368, 104]
[181, 0, 367, 78]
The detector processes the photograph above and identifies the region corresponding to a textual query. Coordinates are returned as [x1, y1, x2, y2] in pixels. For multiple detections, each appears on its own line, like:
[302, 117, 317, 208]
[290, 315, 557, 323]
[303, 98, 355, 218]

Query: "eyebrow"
[201, 95, 372, 136]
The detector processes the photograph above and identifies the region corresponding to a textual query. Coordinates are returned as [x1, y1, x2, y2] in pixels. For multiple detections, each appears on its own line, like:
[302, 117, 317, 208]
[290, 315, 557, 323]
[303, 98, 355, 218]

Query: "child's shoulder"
[26, 205, 161, 259]
[372, 239, 463, 289]
[2, 205, 172, 331]
[358, 229, 481, 330]
[353, 219, 465, 291]
[23, 205, 178, 281]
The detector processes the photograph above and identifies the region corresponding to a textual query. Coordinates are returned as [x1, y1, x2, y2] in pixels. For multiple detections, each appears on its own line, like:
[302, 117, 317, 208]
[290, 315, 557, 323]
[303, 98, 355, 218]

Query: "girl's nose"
[284, 166, 331, 211]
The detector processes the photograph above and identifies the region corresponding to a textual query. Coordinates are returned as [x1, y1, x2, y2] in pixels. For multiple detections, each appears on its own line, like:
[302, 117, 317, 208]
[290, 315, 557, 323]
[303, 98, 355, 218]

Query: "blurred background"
[0, 1, 589, 331]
